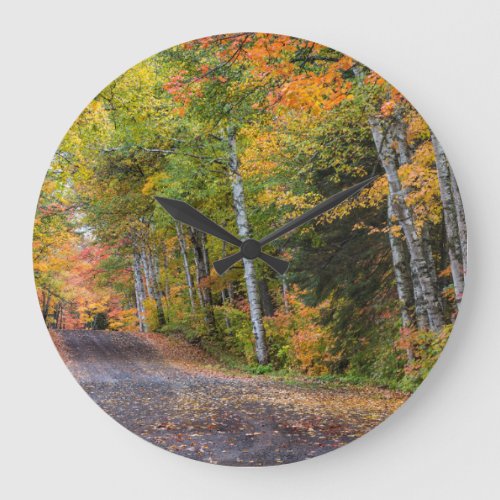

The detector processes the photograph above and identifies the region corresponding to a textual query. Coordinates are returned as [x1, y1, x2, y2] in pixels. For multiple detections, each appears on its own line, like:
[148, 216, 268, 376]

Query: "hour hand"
[155, 197, 242, 248]
[213, 242, 289, 275]
[213, 251, 244, 275]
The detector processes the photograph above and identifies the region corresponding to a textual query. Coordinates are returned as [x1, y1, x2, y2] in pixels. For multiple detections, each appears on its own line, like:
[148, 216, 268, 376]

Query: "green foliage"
[245, 364, 274, 375]
[213, 305, 255, 362]
[160, 310, 207, 343]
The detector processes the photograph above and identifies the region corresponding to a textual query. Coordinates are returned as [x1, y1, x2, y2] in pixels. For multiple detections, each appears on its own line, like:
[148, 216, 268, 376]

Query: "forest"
[33, 33, 466, 391]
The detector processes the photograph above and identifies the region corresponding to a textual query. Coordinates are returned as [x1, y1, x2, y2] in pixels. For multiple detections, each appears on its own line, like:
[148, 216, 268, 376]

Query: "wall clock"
[34, 32, 466, 466]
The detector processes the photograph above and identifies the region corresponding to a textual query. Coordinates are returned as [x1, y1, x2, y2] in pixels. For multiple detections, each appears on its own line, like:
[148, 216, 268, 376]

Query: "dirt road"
[51, 329, 406, 466]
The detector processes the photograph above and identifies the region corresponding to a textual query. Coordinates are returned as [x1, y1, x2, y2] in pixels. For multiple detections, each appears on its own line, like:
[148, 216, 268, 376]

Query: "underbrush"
[157, 302, 451, 394]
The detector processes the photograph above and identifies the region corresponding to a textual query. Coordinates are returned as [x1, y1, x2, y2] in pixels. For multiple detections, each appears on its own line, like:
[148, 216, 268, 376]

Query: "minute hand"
[259, 176, 378, 246]
[155, 197, 242, 248]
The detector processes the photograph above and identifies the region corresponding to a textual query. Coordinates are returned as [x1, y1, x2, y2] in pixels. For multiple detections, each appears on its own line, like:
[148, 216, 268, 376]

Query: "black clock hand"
[156, 196, 289, 276]
[259, 175, 379, 246]
[259, 253, 290, 274]
[158, 177, 375, 275]
[213, 251, 243, 275]
[213, 175, 378, 275]
[155, 197, 242, 248]
[213, 251, 289, 275]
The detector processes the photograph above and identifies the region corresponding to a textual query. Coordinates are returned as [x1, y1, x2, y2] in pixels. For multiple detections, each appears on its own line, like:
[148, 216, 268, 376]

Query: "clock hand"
[155, 197, 242, 248]
[259, 253, 290, 275]
[213, 251, 289, 276]
[157, 176, 374, 276]
[213, 251, 243, 275]
[213, 175, 378, 275]
[259, 175, 379, 246]
[156, 196, 289, 276]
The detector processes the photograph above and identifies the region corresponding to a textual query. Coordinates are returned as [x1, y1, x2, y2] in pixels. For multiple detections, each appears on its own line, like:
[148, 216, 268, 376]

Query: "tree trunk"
[421, 222, 444, 313]
[219, 243, 234, 335]
[175, 222, 196, 311]
[42, 291, 51, 321]
[370, 116, 444, 332]
[189, 234, 204, 308]
[201, 233, 211, 275]
[133, 251, 147, 332]
[140, 247, 153, 297]
[387, 199, 415, 361]
[392, 116, 440, 326]
[163, 249, 170, 300]
[228, 125, 268, 364]
[410, 261, 430, 330]
[392, 117, 411, 165]
[57, 303, 64, 329]
[221, 242, 235, 305]
[281, 276, 291, 313]
[53, 301, 60, 329]
[449, 168, 467, 274]
[431, 132, 465, 305]
[161, 249, 170, 322]
[150, 251, 167, 326]
[140, 246, 166, 328]
[189, 228, 217, 335]
[189, 229, 213, 308]
[258, 279, 275, 317]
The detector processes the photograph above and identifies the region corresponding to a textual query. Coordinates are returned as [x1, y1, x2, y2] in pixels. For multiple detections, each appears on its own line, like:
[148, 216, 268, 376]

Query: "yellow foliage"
[144, 297, 160, 332]
[108, 308, 138, 331]
[262, 288, 334, 374]
[407, 112, 430, 145]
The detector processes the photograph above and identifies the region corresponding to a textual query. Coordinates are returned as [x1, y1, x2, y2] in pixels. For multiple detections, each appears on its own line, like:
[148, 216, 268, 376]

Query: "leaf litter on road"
[52, 329, 408, 466]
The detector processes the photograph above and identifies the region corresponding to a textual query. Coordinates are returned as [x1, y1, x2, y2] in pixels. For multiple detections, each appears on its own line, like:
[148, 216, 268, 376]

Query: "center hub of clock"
[241, 239, 261, 260]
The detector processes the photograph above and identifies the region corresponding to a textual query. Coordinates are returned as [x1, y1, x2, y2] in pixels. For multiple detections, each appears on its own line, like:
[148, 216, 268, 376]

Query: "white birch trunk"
[450, 163, 468, 275]
[189, 228, 217, 335]
[370, 117, 444, 332]
[392, 118, 412, 165]
[228, 126, 268, 364]
[410, 261, 430, 331]
[391, 115, 443, 325]
[421, 222, 444, 312]
[140, 248, 153, 297]
[141, 246, 166, 327]
[150, 250, 166, 326]
[388, 198, 415, 361]
[175, 222, 196, 311]
[431, 132, 465, 304]
[191, 250, 204, 307]
[133, 252, 147, 332]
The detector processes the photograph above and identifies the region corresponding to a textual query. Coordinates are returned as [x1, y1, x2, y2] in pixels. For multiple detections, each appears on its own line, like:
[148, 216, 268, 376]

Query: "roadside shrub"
[396, 324, 452, 387]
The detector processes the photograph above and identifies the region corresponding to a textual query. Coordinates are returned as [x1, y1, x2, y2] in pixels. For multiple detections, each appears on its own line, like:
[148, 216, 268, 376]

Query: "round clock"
[34, 32, 466, 466]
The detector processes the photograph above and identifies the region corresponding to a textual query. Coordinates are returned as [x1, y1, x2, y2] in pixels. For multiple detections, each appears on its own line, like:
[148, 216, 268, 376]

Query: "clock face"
[34, 33, 466, 466]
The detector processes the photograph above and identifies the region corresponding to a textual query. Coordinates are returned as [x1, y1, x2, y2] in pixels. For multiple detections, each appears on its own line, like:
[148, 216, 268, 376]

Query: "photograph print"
[33, 32, 467, 466]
